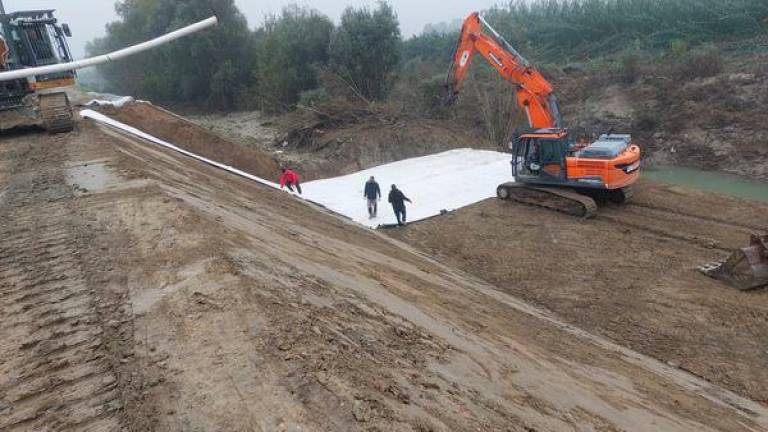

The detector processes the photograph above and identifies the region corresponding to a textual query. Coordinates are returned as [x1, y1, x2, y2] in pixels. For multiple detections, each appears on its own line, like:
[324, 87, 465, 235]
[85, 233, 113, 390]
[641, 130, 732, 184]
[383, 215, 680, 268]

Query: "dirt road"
[2, 112, 768, 431]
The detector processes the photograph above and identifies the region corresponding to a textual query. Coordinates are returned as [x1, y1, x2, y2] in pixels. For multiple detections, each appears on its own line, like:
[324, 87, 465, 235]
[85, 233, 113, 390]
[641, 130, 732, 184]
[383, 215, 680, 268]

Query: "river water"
[644, 166, 768, 203]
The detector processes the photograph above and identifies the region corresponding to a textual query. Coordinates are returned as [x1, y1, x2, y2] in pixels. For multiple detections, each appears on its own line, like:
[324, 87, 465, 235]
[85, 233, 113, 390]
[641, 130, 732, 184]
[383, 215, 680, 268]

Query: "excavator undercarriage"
[497, 183, 600, 218]
[38, 92, 74, 133]
[699, 233, 768, 291]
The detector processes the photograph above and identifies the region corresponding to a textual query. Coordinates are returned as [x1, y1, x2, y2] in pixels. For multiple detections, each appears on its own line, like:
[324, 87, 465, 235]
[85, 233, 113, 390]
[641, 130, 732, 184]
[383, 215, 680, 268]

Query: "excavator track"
[39, 92, 75, 133]
[497, 182, 598, 218]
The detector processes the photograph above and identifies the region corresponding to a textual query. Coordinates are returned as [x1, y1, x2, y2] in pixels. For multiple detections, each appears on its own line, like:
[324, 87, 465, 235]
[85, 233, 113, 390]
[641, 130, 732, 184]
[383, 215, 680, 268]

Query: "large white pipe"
[0, 16, 218, 82]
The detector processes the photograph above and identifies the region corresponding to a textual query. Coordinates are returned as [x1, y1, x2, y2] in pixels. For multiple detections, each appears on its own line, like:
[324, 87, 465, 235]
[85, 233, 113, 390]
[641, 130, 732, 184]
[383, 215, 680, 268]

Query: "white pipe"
[0, 16, 218, 82]
[80, 108, 281, 190]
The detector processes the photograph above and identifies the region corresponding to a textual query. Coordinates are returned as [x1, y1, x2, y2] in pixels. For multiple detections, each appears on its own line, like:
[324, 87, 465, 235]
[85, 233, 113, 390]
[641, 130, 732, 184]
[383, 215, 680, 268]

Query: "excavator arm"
[446, 13, 563, 129]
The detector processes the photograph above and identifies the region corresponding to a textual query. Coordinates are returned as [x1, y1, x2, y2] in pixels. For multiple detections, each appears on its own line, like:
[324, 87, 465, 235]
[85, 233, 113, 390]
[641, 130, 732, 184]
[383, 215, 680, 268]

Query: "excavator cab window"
[512, 137, 568, 179]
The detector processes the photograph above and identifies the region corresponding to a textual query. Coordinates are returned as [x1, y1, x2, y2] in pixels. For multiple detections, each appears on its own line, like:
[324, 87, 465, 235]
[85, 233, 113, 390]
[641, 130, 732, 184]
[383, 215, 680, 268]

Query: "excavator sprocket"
[698, 233, 768, 291]
[497, 182, 598, 218]
[39, 92, 74, 133]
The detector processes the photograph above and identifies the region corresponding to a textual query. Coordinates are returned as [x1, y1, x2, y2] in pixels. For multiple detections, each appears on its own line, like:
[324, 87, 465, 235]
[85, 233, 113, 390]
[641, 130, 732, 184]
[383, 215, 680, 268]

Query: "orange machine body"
[447, 13, 641, 194]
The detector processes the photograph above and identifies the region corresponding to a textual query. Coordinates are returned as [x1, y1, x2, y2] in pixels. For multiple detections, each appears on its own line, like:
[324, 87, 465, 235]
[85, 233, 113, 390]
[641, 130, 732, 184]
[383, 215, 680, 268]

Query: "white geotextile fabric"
[302, 149, 513, 228]
[81, 109, 513, 229]
[85, 95, 137, 108]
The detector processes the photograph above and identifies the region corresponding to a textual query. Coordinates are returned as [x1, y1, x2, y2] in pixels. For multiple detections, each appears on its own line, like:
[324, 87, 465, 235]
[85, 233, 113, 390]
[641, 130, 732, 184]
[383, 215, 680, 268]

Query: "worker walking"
[388, 184, 412, 226]
[279, 167, 302, 195]
[364, 176, 381, 219]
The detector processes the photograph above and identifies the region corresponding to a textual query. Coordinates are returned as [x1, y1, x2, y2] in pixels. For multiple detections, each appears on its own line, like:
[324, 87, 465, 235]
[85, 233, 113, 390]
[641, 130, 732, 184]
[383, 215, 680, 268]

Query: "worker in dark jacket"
[279, 167, 302, 195]
[388, 184, 412, 226]
[363, 176, 381, 219]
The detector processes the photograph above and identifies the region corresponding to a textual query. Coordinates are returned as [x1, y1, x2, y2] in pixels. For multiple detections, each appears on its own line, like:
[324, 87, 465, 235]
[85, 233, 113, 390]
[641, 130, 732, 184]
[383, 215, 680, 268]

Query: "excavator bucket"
[698, 233, 768, 291]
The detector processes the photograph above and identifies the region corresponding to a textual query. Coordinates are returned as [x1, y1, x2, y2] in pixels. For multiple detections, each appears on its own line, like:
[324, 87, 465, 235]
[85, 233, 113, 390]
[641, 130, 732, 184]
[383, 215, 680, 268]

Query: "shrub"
[256, 6, 334, 113]
[329, 2, 401, 101]
[298, 88, 330, 107]
[676, 48, 724, 79]
[619, 53, 641, 84]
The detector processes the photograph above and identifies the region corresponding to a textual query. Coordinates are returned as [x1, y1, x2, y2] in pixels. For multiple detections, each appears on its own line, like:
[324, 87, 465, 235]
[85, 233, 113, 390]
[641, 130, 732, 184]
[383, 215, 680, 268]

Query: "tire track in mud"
[628, 201, 766, 232]
[0, 134, 121, 432]
[596, 201, 761, 252]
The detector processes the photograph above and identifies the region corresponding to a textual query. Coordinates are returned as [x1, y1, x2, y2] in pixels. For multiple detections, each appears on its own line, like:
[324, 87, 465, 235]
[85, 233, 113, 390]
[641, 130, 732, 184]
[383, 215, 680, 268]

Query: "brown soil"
[556, 64, 768, 180]
[104, 102, 282, 181]
[266, 104, 491, 181]
[389, 180, 768, 403]
[3, 112, 768, 431]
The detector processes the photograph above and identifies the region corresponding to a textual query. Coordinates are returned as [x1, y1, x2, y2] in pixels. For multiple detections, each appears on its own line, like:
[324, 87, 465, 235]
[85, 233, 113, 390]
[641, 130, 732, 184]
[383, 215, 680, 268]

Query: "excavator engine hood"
[699, 233, 768, 290]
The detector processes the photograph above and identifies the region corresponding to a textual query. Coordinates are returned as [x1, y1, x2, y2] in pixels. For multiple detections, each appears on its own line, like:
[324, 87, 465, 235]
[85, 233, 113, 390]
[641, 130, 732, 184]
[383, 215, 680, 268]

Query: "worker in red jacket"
[279, 167, 302, 194]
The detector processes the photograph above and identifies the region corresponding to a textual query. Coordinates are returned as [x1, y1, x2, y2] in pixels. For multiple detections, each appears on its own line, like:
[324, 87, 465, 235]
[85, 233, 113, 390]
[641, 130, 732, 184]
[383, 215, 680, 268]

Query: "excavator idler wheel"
[497, 185, 511, 200]
[608, 187, 634, 204]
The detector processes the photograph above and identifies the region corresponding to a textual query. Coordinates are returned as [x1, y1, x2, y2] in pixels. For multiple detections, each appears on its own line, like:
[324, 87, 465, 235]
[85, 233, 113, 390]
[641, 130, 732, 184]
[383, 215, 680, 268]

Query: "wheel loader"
[0, 0, 218, 134]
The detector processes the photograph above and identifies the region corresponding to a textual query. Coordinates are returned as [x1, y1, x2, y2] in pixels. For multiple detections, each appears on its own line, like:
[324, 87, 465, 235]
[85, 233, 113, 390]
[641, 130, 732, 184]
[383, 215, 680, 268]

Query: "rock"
[107, 320, 120, 328]
[352, 400, 369, 422]
[728, 73, 756, 84]
[102, 375, 117, 386]
[0, 401, 12, 414]
[278, 342, 292, 352]
[395, 326, 410, 337]
[667, 360, 681, 368]
[311, 326, 322, 336]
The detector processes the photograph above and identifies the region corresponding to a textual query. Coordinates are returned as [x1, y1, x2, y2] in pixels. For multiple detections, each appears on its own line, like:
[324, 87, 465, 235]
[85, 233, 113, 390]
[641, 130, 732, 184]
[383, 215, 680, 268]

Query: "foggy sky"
[2, 0, 501, 58]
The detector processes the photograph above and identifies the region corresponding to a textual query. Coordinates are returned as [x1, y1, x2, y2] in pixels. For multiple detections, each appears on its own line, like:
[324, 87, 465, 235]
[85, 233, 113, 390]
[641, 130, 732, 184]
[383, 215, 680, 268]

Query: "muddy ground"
[390, 181, 768, 403]
[2, 105, 768, 431]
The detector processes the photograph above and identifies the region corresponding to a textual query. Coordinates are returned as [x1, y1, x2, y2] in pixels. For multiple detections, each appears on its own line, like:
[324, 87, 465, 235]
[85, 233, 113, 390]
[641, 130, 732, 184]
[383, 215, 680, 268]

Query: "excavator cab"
[511, 130, 570, 182]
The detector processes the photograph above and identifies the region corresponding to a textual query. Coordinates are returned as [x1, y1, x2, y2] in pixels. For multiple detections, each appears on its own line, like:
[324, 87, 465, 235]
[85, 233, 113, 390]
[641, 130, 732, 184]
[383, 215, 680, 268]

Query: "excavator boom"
[446, 13, 562, 129]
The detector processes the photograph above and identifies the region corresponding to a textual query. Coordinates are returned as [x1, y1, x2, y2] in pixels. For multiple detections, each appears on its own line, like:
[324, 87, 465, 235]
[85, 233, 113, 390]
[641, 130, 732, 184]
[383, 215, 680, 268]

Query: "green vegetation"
[255, 6, 334, 112]
[330, 3, 401, 101]
[90, 1, 401, 112]
[483, 0, 768, 62]
[87, 0, 255, 110]
[90, 0, 767, 115]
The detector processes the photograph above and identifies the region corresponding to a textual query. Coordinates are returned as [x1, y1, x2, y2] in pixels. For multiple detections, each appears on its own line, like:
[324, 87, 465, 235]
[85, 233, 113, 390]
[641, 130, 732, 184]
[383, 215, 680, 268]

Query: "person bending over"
[388, 184, 412, 226]
[279, 168, 302, 195]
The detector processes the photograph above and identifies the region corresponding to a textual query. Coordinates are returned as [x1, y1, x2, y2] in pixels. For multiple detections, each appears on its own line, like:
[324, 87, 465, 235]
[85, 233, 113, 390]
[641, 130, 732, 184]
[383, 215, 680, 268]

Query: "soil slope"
[1, 113, 767, 431]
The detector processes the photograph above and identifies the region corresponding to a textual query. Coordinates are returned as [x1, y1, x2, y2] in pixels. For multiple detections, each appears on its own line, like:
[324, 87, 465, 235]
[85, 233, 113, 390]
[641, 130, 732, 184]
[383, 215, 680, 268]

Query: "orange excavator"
[446, 12, 641, 217]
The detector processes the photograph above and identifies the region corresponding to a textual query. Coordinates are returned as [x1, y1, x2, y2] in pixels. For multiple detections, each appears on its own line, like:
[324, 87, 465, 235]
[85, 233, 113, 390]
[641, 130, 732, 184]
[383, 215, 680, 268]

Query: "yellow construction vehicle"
[0, 0, 217, 133]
